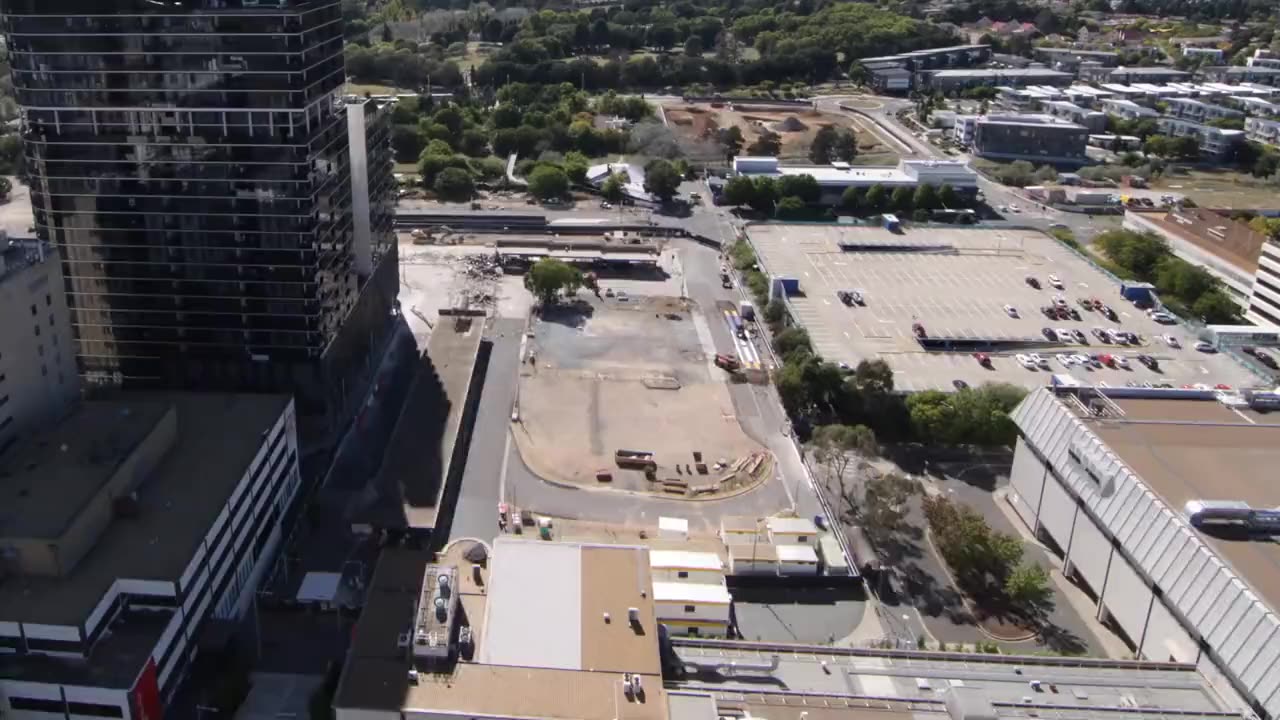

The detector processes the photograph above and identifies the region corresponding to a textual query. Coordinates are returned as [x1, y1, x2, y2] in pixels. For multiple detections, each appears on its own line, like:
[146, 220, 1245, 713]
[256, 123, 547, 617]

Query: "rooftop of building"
[669, 642, 1239, 720]
[1036, 47, 1119, 57]
[1110, 66, 1190, 76]
[335, 539, 665, 720]
[930, 68, 1073, 78]
[731, 158, 978, 187]
[1061, 391, 1280, 613]
[0, 392, 291, 627]
[648, 550, 724, 571]
[362, 310, 484, 530]
[1133, 208, 1266, 274]
[0, 238, 55, 283]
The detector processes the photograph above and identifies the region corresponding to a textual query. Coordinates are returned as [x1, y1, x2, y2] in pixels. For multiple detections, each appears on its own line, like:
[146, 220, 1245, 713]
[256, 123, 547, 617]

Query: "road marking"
[498, 428, 512, 503]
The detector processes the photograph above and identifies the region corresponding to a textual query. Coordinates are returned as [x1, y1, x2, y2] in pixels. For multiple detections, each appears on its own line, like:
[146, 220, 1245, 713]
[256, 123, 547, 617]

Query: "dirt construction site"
[513, 293, 773, 498]
[661, 101, 899, 164]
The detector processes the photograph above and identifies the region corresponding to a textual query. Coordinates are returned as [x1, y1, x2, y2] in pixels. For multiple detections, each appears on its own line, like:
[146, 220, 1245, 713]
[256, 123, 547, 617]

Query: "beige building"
[0, 240, 78, 452]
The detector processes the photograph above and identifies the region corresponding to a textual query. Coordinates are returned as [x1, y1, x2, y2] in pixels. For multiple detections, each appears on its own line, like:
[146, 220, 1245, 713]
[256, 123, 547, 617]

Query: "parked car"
[1048, 274, 1064, 289]
[1030, 353, 1050, 369]
[1057, 353, 1075, 367]
[1115, 355, 1130, 369]
[912, 322, 927, 338]
[1163, 334, 1180, 348]
[1072, 329, 1087, 343]
[1042, 327, 1057, 340]
[1004, 304, 1019, 318]
[1100, 305, 1117, 321]
[1026, 276, 1041, 289]
[1242, 345, 1258, 356]
[1258, 352, 1279, 369]
[1136, 354, 1158, 369]
[1016, 353, 1036, 369]
[1072, 353, 1092, 366]
[1194, 341, 1216, 353]
[1092, 327, 1110, 343]
[953, 379, 970, 390]
[973, 352, 992, 368]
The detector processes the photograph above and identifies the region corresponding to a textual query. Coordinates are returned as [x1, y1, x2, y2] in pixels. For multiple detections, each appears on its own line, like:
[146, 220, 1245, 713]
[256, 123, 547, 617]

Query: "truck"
[1074, 191, 1112, 206]
[739, 301, 755, 320]
[881, 213, 901, 232]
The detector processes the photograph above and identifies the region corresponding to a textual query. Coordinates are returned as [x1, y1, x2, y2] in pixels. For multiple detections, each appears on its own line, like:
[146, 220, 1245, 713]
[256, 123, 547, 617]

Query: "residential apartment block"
[1164, 97, 1244, 124]
[924, 68, 1073, 92]
[1245, 116, 1280, 146]
[1156, 117, 1244, 160]
[1103, 98, 1160, 121]
[1040, 100, 1109, 131]
[0, 240, 79, 453]
[0, 393, 300, 720]
[1201, 65, 1280, 87]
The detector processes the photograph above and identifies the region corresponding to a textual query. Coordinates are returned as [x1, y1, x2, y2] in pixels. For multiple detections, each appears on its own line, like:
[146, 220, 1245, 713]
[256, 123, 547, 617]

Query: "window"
[33, 325, 40, 337]
[66, 703, 124, 718]
[29, 304, 36, 316]
[677, 571, 688, 579]
[688, 626, 699, 636]
[8, 697, 65, 714]
[797, 535, 808, 543]
[684, 605, 696, 613]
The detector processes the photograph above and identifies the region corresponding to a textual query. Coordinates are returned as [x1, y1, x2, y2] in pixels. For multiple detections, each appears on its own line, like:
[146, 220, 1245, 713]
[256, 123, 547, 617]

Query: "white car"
[1194, 341, 1216, 353]
[1057, 353, 1075, 367]
[1056, 328, 1074, 343]
[1048, 274, 1064, 289]
[1072, 353, 1092, 366]
[1004, 304, 1019, 318]
[1115, 355, 1130, 369]
[1150, 311, 1176, 324]
[1029, 353, 1050, 369]
[1016, 353, 1036, 369]
[1163, 334, 1180, 348]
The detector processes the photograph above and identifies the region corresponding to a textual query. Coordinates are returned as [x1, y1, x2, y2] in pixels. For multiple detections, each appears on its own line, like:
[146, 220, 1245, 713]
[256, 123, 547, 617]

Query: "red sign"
[129, 658, 162, 720]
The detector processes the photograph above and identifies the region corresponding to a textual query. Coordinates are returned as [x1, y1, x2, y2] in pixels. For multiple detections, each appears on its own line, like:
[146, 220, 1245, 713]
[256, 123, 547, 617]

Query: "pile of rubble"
[452, 252, 503, 310]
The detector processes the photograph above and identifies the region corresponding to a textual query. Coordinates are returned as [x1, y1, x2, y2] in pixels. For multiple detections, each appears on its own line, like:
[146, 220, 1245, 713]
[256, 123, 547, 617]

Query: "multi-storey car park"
[1007, 384, 1280, 720]
[0, 2, 399, 442]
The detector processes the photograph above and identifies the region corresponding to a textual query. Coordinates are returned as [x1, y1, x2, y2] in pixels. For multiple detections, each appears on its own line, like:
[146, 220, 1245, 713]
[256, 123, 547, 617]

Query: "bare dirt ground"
[662, 102, 899, 164]
[514, 294, 769, 496]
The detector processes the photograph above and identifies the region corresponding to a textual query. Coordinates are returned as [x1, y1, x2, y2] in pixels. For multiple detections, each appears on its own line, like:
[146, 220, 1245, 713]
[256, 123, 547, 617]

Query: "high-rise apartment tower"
[0, 0, 399, 441]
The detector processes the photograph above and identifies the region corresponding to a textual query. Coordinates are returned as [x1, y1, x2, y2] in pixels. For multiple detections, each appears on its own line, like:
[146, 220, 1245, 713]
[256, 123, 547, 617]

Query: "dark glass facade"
[1, 0, 399, 441]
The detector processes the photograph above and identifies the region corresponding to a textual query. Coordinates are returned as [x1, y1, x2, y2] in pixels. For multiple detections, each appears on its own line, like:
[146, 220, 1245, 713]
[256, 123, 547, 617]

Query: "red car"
[1215, 384, 1232, 390]
[973, 352, 992, 367]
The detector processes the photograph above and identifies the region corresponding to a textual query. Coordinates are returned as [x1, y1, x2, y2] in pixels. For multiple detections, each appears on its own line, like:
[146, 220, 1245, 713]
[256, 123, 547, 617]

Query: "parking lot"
[747, 224, 1262, 392]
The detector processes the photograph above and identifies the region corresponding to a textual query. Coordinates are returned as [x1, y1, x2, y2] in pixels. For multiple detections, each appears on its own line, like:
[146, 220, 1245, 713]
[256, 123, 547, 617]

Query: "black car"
[1242, 345, 1258, 357]
[953, 379, 970, 390]
[1259, 352, 1279, 369]
[1136, 353, 1159, 370]
[1026, 276, 1041, 289]
[1042, 327, 1056, 340]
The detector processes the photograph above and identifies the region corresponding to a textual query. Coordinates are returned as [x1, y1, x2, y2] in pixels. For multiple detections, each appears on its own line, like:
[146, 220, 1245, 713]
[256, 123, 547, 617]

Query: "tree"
[890, 186, 914, 213]
[937, 183, 959, 209]
[1250, 215, 1280, 240]
[809, 125, 858, 164]
[777, 174, 820, 203]
[601, 173, 625, 203]
[748, 177, 778, 213]
[810, 424, 878, 488]
[840, 186, 864, 211]
[1004, 563, 1053, 611]
[563, 152, 589, 184]
[1192, 289, 1242, 324]
[391, 125, 426, 163]
[1143, 134, 1173, 158]
[0, 176, 12, 200]
[773, 327, 813, 360]
[862, 473, 919, 543]
[433, 167, 475, 201]
[527, 165, 570, 201]
[524, 258, 583, 306]
[747, 131, 781, 156]
[643, 159, 682, 202]
[683, 36, 704, 56]
[777, 195, 807, 218]
[763, 299, 786, 325]
[1033, 165, 1058, 183]
[723, 176, 756, 207]
[913, 183, 939, 211]
[853, 358, 894, 394]
[719, 126, 745, 161]
[863, 184, 887, 213]
[923, 495, 1023, 592]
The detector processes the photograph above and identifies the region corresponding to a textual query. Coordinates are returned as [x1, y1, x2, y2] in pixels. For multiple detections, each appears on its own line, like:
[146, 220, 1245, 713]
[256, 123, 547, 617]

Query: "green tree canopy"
[840, 186, 863, 211]
[643, 159, 682, 202]
[524, 258, 583, 305]
[527, 165, 570, 200]
[777, 174, 820, 203]
[809, 125, 858, 164]
[863, 184, 887, 212]
[747, 131, 781, 156]
[777, 195, 807, 218]
[913, 183, 939, 211]
[723, 175, 756, 207]
[601, 173, 625, 203]
[889, 186, 914, 212]
[433, 167, 475, 201]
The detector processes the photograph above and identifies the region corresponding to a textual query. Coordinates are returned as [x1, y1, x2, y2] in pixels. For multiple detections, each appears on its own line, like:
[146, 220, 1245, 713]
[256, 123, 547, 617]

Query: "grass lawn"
[346, 82, 399, 96]
[1152, 167, 1280, 209]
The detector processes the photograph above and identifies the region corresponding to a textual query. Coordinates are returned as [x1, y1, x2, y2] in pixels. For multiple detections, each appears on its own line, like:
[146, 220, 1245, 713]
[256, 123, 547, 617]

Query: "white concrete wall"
[651, 568, 724, 585]
[777, 561, 820, 576]
[654, 600, 730, 625]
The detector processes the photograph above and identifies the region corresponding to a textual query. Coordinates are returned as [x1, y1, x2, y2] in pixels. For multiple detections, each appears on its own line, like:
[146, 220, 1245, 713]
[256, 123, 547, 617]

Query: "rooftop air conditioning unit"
[397, 631, 411, 649]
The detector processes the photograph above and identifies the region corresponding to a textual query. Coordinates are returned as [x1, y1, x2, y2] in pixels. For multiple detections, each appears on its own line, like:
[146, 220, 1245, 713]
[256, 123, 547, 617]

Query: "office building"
[958, 114, 1088, 164]
[1245, 116, 1280, 146]
[924, 68, 1073, 92]
[1249, 240, 1280, 327]
[1122, 208, 1265, 311]
[334, 536, 1262, 720]
[866, 67, 912, 93]
[1008, 386, 1280, 720]
[1164, 97, 1245, 124]
[1040, 100, 1109, 131]
[0, 2, 400, 444]
[726, 157, 978, 206]
[0, 392, 299, 718]
[0, 240, 79, 452]
[1156, 117, 1244, 160]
